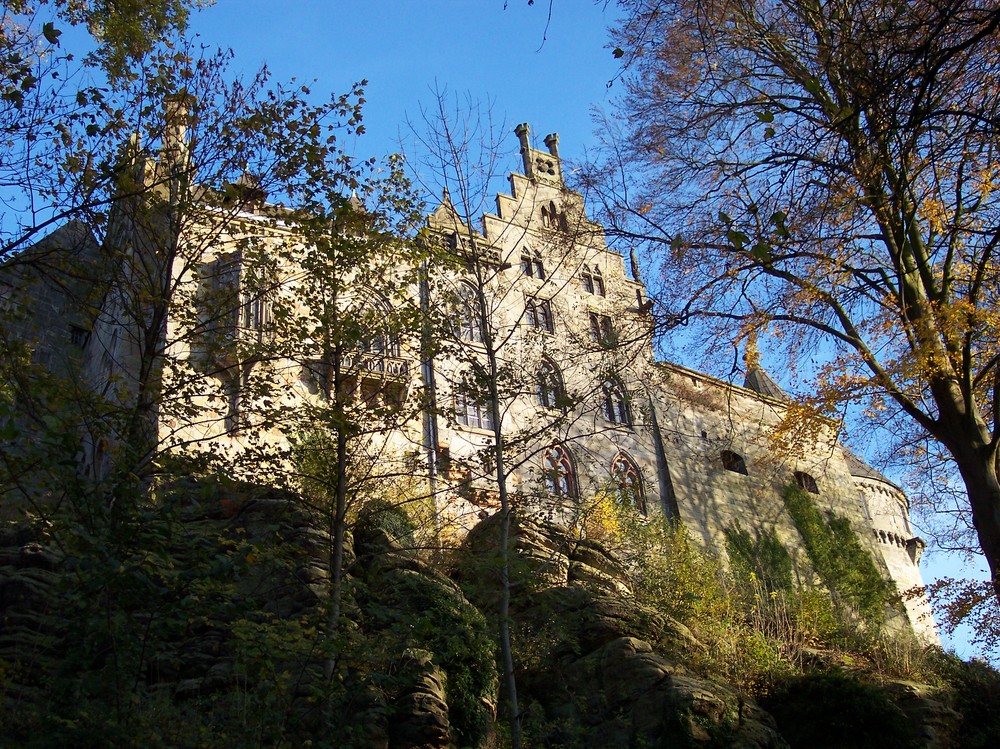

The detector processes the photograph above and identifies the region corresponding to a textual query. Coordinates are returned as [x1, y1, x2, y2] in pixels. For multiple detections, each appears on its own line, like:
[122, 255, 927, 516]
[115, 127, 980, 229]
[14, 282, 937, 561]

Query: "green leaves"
[42, 22, 62, 46]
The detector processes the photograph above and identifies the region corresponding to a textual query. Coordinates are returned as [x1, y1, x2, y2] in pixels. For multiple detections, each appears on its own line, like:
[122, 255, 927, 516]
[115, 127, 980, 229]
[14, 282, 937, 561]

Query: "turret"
[161, 91, 194, 175]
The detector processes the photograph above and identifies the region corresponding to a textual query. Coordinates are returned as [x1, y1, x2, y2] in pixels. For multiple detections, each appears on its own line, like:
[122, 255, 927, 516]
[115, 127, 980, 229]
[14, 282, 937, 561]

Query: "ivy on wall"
[723, 524, 793, 595]
[782, 484, 894, 625]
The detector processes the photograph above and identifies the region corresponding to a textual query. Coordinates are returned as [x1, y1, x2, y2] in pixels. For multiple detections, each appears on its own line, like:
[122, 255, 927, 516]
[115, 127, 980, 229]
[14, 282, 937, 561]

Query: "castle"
[0, 115, 937, 642]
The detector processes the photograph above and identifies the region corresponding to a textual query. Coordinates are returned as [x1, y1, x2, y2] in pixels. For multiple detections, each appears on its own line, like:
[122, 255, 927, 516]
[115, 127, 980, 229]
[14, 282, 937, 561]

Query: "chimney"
[162, 91, 194, 171]
[514, 122, 532, 176]
[543, 132, 560, 160]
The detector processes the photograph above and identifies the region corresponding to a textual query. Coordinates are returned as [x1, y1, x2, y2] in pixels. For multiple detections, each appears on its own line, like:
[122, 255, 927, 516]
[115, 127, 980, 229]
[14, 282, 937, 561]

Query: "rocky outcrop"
[2, 499, 996, 748]
[461, 514, 782, 748]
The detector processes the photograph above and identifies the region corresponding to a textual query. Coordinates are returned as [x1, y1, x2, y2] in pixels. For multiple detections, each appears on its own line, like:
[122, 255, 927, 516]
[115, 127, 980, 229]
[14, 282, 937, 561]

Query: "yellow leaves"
[974, 162, 1000, 203]
[574, 490, 624, 543]
[918, 196, 948, 235]
[767, 401, 833, 463]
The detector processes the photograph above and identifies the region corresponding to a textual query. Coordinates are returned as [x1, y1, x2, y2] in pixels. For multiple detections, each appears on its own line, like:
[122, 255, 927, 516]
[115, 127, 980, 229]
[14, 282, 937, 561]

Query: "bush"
[762, 671, 919, 749]
[354, 498, 417, 548]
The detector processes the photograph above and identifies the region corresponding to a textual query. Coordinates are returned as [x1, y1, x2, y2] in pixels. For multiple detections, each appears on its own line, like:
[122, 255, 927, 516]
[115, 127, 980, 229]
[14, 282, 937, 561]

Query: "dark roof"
[841, 447, 895, 485]
[743, 367, 791, 402]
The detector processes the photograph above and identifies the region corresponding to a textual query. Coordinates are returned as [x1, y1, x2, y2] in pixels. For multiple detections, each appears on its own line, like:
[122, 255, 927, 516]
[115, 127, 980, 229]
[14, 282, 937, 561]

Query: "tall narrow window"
[526, 298, 554, 333]
[224, 365, 252, 434]
[362, 299, 401, 356]
[581, 265, 605, 296]
[536, 359, 564, 409]
[520, 248, 545, 280]
[721, 450, 748, 475]
[541, 201, 568, 231]
[611, 452, 646, 514]
[601, 378, 631, 426]
[588, 312, 614, 345]
[794, 470, 819, 494]
[543, 444, 577, 498]
[455, 283, 484, 343]
[205, 254, 241, 354]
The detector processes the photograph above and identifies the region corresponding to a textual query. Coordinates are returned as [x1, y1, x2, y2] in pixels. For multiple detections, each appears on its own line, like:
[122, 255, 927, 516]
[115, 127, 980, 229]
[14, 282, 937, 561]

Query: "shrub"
[354, 498, 417, 547]
[762, 671, 919, 749]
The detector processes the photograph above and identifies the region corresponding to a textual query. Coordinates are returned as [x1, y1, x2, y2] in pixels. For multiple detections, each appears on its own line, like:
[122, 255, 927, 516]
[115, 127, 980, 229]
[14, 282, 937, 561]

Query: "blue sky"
[189, 1, 620, 172]
[183, 2, 991, 659]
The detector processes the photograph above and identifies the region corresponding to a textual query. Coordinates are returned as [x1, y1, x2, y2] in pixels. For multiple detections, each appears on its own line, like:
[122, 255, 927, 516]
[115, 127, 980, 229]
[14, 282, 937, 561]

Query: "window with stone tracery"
[455, 282, 484, 343]
[601, 378, 631, 426]
[536, 359, 565, 410]
[520, 248, 545, 280]
[525, 298, 554, 333]
[611, 452, 646, 514]
[581, 265, 605, 296]
[543, 443, 576, 498]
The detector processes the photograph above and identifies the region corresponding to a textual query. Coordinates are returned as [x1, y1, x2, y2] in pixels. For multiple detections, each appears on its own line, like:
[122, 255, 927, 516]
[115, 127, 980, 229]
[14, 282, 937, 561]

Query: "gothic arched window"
[543, 444, 577, 498]
[581, 265, 605, 296]
[794, 470, 819, 494]
[536, 359, 564, 410]
[362, 298, 401, 356]
[520, 248, 545, 279]
[541, 201, 567, 231]
[455, 283, 483, 343]
[611, 452, 646, 514]
[601, 378, 631, 426]
[721, 450, 748, 475]
[525, 298, 554, 333]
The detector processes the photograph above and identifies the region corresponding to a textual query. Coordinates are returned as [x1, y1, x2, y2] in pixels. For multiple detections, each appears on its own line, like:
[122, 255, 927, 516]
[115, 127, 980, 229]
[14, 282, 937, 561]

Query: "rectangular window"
[526, 299, 554, 333]
[588, 312, 614, 345]
[455, 393, 495, 431]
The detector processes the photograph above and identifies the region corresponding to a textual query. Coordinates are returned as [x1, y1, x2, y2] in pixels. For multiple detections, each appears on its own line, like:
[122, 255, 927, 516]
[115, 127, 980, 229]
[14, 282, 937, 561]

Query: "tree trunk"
[931, 376, 1000, 600]
[946, 443, 1000, 600]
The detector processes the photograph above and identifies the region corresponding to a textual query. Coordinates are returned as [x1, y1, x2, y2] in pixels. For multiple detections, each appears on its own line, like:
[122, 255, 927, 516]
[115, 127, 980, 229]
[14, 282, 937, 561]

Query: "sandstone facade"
[0, 119, 937, 642]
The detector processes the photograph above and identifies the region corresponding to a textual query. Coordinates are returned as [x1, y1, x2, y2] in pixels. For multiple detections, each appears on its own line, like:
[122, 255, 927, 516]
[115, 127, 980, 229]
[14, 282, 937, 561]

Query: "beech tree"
[586, 1, 1000, 597]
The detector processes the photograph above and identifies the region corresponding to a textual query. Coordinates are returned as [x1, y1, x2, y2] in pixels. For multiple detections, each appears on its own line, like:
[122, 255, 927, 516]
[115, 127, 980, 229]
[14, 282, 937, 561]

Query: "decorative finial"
[744, 328, 760, 372]
[629, 247, 642, 283]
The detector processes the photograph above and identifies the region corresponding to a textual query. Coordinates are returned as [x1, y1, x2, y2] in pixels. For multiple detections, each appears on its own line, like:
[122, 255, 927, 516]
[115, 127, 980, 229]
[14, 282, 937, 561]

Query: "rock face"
[462, 513, 784, 747]
[1, 500, 995, 748]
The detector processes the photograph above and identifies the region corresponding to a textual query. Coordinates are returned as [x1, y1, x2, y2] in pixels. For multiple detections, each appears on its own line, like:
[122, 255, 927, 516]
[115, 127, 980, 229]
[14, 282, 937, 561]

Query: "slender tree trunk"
[324, 328, 348, 682]
[324, 423, 348, 681]
[476, 280, 521, 749]
[491, 426, 520, 749]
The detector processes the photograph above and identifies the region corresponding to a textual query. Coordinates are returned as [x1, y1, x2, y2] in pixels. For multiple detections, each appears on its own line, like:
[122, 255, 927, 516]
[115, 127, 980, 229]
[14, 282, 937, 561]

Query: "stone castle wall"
[0, 122, 938, 642]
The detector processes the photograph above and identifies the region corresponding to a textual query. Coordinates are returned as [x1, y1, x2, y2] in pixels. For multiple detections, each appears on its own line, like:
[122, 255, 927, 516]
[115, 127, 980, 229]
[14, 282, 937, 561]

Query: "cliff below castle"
[1, 483, 996, 748]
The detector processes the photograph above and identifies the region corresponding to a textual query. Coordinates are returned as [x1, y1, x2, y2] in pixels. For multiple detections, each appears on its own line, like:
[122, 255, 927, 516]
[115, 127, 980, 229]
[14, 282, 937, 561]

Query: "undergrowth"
[572, 491, 947, 696]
